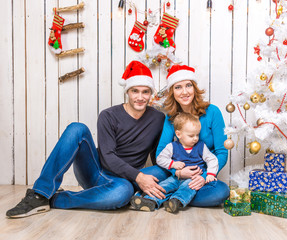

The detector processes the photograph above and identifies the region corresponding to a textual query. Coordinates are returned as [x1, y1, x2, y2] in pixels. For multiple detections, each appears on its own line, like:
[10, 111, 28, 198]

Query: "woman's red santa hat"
[119, 60, 155, 93]
[166, 65, 196, 90]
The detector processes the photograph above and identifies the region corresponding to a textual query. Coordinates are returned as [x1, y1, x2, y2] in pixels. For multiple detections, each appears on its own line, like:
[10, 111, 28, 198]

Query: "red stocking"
[128, 21, 147, 52]
[153, 12, 179, 50]
[48, 13, 65, 54]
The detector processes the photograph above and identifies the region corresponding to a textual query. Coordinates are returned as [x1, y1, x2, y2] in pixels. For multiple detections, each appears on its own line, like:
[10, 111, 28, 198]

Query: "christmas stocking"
[153, 12, 179, 49]
[128, 21, 147, 52]
[48, 14, 65, 54]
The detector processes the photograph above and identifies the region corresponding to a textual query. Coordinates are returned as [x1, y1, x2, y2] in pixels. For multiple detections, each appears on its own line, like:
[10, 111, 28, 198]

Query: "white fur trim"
[167, 70, 196, 90]
[119, 75, 155, 93]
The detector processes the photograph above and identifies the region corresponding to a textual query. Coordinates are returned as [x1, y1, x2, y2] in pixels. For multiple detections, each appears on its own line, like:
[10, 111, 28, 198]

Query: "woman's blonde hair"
[164, 80, 210, 122]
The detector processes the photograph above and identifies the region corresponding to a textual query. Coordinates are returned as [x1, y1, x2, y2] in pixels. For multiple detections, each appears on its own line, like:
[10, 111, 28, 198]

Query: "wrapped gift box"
[251, 191, 287, 218]
[224, 199, 251, 217]
[264, 153, 285, 173]
[249, 169, 287, 193]
[229, 186, 251, 202]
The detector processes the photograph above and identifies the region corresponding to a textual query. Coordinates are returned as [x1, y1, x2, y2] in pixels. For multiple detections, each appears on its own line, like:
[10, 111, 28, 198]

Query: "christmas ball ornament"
[250, 92, 260, 103]
[249, 141, 261, 154]
[152, 58, 157, 64]
[269, 82, 274, 92]
[128, 8, 132, 15]
[283, 40, 287, 45]
[166, 2, 171, 8]
[157, 58, 161, 63]
[243, 103, 250, 110]
[146, 54, 150, 59]
[265, 27, 274, 36]
[257, 56, 262, 61]
[226, 102, 235, 113]
[228, 4, 234, 11]
[259, 94, 266, 103]
[278, 5, 283, 15]
[260, 73, 268, 81]
[256, 118, 264, 126]
[143, 20, 149, 26]
[165, 62, 171, 68]
[224, 138, 235, 150]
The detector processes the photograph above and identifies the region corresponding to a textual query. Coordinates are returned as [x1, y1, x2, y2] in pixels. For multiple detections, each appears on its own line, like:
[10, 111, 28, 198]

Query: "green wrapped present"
[229, 186, 251, 202]
[224, 199, 251, 217]
[251, 191, 287, 218]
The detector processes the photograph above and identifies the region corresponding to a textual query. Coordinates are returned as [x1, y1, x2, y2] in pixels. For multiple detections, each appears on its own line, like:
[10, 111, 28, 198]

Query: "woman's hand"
[189, 175, 205, 190]
[175, 165, 202, 179]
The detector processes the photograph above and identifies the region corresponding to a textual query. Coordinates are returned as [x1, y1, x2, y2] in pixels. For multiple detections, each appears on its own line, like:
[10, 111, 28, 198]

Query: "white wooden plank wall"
[0, 0, 273, 185]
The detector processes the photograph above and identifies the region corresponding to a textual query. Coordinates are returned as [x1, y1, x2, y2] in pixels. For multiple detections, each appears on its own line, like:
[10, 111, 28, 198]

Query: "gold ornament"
[243, 103, 250, 110]
[226, 102, 235, 113]
[224, 138, 235, 150]
[269, 82, 274, 92]
[259, 94, 266, 103]
[249, 141, 261, 154]
[165, 62, 171, 68]
[146, 54, 150, 59]
[256, 118, 264, 126]
[250, 92, 260, 103]
[278, 5, 283, 15]
[260, 73, 268, 81]
[152, 58, 157, 64]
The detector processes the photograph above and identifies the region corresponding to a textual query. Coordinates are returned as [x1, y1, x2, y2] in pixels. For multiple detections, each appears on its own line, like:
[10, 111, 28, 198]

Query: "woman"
[155, 64, 229, 207]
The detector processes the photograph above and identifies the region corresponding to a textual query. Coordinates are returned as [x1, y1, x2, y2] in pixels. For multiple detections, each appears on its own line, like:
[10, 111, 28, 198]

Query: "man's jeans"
[33, 122, 229, 210]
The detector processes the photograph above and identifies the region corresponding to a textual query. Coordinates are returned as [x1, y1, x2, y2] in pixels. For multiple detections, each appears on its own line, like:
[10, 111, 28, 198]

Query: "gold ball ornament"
[256, 118, 264, 126]
[165, 62, 171, 68]
[249, 141, 261, 154]
[152, 58, 157, 64]
[243, 103, 250, 110]
[278, 5, 283, 15]
[146, 54, 150, 59]
[250, 92, 260, 103]
[226, 102, 235, 113]
[260, 73, 268, 81]
[259, 94, 266, 103]
[224, 138, 235, 150]
[269, 82, 274, 92]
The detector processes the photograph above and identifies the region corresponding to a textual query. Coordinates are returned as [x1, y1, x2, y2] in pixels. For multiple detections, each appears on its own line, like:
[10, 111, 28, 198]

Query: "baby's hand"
[171, 161, 185, 170]
[206, 175, 217, 183]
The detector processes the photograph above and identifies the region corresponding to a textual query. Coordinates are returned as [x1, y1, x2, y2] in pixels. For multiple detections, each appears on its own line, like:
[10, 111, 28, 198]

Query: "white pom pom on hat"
[166, 65, 196, 90]
[119, 60, 155, 93]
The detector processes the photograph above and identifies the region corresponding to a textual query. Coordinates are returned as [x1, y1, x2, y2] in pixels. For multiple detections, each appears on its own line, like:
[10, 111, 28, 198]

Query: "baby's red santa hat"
[166, 65, 196, 90]
[119, 61, 155, 93]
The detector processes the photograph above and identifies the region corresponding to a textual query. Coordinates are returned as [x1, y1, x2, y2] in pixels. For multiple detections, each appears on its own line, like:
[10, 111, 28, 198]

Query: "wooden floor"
[1, 185, 287, 240]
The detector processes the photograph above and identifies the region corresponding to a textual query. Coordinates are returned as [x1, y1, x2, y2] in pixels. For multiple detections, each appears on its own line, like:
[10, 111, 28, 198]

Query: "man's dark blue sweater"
[97, 104, 165, 181]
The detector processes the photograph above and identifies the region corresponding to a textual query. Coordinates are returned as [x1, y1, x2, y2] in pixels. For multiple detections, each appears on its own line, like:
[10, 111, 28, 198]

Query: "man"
[6, 60, 169, 218]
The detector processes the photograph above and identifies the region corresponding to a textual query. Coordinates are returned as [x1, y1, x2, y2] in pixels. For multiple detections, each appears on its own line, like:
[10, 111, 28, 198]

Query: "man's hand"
[171, 161, 185, 170]
[189, 175, 205, 190]
[135, 172, 166, 199]
[175, 165, 202, 179]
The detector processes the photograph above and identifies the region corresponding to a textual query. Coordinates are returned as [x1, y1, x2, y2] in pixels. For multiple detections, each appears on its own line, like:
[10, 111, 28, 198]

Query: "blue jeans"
[33, 122, 170, 210]
[33, 122, 229, 210]
[145, 176, 196, 208]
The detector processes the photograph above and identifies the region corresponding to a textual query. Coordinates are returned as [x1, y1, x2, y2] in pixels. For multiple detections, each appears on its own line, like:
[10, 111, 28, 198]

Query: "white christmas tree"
[225, 0, 287, 154]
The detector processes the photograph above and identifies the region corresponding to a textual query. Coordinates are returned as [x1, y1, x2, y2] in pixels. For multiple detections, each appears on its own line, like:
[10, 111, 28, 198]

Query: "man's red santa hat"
[119, 61, 155, 93]
[166, 65, 196, 90]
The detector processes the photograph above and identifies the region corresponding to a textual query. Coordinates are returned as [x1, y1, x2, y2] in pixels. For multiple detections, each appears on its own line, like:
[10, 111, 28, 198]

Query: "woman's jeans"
[33, 122, 229, 210]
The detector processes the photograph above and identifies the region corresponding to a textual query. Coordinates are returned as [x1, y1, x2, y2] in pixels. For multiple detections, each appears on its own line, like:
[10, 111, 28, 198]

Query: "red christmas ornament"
[257, 56, 262, 61]
[166, 2, 171, 7]
[265, 27, 274, 36]
[143, 20, 149, 26]
[283, 40, 287, 45]
[128, 8, 132, 15]
[228, 4, 234, 11]
[157, 58, 162, 63]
